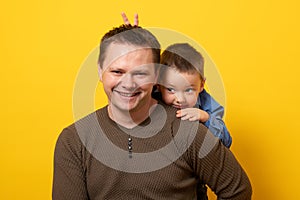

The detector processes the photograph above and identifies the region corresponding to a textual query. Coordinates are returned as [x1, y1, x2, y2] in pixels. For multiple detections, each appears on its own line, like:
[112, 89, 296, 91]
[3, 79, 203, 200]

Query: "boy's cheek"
[162, 94, 174, 105]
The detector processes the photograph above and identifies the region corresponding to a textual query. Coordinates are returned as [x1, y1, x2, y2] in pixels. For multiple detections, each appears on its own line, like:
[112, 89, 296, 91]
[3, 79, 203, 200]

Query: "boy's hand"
[121, 12, 139, 26]
[176, 108, 209, 122]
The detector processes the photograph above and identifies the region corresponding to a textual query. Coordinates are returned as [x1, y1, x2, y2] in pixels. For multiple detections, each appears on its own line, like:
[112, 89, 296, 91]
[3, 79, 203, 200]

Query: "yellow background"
[1, 0, 299, 199]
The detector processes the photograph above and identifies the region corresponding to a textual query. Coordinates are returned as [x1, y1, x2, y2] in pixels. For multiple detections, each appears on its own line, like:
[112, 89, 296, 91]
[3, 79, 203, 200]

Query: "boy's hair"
[98, 24, 161, 69]
[160, 43, 204, 81]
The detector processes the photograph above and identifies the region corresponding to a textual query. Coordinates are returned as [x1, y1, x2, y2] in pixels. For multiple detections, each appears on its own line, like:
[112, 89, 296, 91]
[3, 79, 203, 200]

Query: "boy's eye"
[185, 88, 195, 93]
[166, 88, 175, 93]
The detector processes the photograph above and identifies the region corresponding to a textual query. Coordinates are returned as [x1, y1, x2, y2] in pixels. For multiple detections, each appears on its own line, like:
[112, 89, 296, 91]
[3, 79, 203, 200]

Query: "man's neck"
[107, 99, 158, 129]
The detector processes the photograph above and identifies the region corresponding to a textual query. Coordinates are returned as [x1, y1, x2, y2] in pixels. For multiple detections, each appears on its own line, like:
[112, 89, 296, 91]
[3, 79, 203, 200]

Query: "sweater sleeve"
[52, 127, 89, 200]
[191, 124, 252, 200]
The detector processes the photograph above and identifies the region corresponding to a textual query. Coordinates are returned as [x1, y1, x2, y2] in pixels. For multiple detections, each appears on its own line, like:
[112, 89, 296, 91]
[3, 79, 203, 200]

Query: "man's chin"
[111, 102, 137, 112]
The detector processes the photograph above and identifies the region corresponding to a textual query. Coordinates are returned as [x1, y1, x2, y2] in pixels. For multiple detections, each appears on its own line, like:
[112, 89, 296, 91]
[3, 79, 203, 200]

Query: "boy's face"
[99, 43, 157, 113]
[159, 68, 204, 109]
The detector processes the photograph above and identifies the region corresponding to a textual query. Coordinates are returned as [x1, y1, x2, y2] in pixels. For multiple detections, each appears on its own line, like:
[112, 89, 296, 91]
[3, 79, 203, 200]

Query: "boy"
[156, 43, 232, 148]
[156, 43, 232, 199]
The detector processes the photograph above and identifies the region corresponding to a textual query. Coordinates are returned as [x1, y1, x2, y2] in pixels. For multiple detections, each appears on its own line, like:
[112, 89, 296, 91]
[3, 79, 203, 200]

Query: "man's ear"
[199, 78, 206, 92]
[154, 71, 159, 85]
[154, 63, 162, 85]
[98, 63, 103, 82]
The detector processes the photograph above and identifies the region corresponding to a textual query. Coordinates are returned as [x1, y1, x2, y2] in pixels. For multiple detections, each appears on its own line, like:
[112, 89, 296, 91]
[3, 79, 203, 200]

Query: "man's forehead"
[103, 43, 153, 66]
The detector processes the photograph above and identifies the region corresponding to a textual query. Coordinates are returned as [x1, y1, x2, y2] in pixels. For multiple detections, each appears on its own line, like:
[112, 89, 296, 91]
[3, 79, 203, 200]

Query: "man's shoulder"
[69, 106, 107, 126]
[156, 100, 178, 118]
[58, 106, 108, 140]
[157, 101, 208, 134]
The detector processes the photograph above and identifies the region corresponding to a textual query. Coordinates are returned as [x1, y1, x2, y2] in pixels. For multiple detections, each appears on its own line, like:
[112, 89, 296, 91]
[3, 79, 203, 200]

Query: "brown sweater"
[53, 102, 252, 199]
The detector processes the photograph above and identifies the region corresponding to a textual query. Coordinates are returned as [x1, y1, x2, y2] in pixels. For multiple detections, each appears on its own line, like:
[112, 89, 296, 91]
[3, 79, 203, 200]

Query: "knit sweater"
[53, 102, 251, 200]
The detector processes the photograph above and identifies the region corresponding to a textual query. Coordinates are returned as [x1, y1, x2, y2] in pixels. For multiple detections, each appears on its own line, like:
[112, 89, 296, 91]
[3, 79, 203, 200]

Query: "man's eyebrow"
[107, 66, 118, 70]
[107, 66, 124, 72]
[130, 67, 151, 72]
[132, 69, 149, 72]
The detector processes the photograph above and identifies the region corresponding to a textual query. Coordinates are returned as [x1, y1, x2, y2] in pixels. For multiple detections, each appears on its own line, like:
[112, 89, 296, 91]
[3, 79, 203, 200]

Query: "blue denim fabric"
[196, 89, 232, 148]
[152, 87, 232, 148]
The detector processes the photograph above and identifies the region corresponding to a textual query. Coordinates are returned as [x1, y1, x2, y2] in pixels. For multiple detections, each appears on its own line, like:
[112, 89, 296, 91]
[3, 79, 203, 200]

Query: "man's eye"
[111, 70, 122, 74]
[134, 72, 147, 76]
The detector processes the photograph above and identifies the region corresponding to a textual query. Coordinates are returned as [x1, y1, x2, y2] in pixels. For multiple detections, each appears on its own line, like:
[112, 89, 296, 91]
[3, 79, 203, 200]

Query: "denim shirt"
[196, 89, 232, 148]
[152, 88, 232, 148]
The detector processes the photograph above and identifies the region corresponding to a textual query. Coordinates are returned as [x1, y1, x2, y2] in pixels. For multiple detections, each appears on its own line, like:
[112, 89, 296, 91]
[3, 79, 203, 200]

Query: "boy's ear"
[97, 63, 103, 81]
[156, 84, 161, 91]
[199, 78, 206, 92]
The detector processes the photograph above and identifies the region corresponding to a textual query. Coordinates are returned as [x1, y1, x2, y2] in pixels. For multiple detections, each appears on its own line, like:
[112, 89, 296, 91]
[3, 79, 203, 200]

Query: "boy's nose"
[175, 93, 186, 103]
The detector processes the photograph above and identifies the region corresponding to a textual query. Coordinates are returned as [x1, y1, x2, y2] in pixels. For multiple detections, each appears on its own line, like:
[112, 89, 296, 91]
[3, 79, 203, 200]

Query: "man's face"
[99, 43, 157, 113]
[159, 68, 203, 109]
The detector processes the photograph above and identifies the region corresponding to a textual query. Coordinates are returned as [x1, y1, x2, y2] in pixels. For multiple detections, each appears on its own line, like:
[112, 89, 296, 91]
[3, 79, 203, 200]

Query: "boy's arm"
[176, 107, 209, 122]
[200, 90, 232, 148]
[121, 12, 139, 26]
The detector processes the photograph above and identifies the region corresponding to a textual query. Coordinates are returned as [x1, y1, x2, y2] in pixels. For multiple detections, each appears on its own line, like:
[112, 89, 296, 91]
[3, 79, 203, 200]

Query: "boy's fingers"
[176, 110, 186, 117]
[176, 112, 182, 118]
[121, 12, 130, 25]
[121, 12, 139, 26]
[189, 116, 198, 122]
[134, 13, 139, 26]
[181, 114, 191, 121]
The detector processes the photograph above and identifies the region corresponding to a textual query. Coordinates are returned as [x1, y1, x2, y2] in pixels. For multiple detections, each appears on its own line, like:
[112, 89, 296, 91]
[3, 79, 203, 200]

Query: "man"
[52, 24, 252, 199]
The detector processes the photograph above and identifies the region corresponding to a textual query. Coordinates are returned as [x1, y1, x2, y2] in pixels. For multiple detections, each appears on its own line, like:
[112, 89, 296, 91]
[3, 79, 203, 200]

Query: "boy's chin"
[172, 105, 188, 109]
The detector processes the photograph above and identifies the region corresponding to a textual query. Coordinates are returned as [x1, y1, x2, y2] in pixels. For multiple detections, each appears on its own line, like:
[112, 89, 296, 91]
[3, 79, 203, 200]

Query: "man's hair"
[98, 24, 161, 68]
[160, 43, 205, 81]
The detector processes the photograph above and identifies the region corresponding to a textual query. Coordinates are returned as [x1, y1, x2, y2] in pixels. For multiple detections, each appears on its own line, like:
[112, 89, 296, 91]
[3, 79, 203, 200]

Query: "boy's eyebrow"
[163, 83, 178, 88]
[163, 83, 197, 88]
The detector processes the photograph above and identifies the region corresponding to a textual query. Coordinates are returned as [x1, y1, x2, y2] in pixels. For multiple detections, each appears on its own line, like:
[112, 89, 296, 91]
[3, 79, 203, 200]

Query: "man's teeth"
[118, 92, 137, 97]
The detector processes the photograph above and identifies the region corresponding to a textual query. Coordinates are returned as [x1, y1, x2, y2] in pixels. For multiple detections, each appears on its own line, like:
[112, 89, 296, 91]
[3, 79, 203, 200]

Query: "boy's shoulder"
[197, 89, 212, 106]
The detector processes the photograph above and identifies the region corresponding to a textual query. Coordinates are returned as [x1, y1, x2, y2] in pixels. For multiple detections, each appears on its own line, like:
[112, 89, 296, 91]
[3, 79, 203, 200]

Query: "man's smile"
[114, 90, 141, 98]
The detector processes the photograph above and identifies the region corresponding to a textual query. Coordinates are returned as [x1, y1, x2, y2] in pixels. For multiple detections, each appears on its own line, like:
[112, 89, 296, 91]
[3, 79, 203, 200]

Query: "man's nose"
[121, 73, 137, 90]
